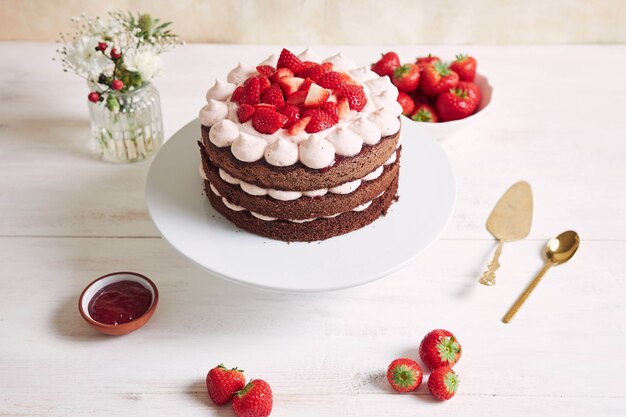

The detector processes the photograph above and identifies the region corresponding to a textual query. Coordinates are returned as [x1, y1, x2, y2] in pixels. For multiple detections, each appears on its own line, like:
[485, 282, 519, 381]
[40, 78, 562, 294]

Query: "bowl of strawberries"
[371, 51, 493, 140]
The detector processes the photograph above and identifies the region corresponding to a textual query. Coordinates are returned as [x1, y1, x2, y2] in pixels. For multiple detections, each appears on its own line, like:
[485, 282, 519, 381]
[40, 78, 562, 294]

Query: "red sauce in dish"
[88, 280, 152, 325]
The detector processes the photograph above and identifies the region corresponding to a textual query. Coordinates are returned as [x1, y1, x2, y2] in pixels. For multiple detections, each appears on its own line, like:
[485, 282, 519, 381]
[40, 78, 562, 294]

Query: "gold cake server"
[479, 181, 533, 286]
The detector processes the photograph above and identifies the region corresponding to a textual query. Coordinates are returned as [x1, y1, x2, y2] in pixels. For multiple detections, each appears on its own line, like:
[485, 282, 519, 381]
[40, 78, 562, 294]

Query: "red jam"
[88, 280, 152, 325]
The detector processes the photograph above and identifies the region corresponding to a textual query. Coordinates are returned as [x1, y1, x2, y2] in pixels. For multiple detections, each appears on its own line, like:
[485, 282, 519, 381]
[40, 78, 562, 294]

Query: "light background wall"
[1, 0, 625, 44]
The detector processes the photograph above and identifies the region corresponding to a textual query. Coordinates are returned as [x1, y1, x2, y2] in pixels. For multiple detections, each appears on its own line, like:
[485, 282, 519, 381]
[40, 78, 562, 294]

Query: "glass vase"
[87, 83, 163, 163]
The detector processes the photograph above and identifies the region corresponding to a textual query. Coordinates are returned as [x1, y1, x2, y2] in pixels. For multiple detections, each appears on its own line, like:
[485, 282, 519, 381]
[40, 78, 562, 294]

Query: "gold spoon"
[502, 230, 580, 323]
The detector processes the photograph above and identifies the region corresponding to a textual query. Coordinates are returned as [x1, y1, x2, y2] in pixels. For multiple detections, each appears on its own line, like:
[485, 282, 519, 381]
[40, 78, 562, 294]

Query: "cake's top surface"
[199, 48, 402, 169]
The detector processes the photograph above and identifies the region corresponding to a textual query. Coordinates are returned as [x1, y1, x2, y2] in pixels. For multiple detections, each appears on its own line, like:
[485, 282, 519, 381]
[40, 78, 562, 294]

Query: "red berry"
[371, 51, 401, 77]
[396, 92, 415, 116]
[450, 54, 477, 82]
[231, 86, 244, 103]
[305, 109, 335, 133]
[285, 90, 307, 106]
[419, 329, 462, 369]
[261, 84, 285, 107]
[276, 48, 306, 74]
[278, 104, 300, 128]
[337, 84, 367, 112]
[256, 75, 271, 94]
[241, 77, 261, 105]
[411, 104, 439, 122]
[420, 62, 459, 97]
[256, 65, 276, 77]
[269, 67, 294, 83]
[97, 42, 108, 52]
[392, 64, 421, 93]
[386, 358, 423, 392]
[232, 379, 273, 417]
[317, 71, 346, 89]
[111, 79, 124, 91]
[237, 103, 256, 123]
[321, 101, 339, 123]
[110, 48, 121, 59]
[288, 115, 311, 136]
[252, 107, 288, 134]
[206, 364, 246, 406]
[428, 366, 459, 401]
[297, 62, 333, 82]
[436, 87, 478, 121]
[87, 92, 100, 103]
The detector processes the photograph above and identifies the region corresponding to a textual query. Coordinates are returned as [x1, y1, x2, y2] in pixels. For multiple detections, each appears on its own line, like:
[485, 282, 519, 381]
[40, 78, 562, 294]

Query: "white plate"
[146, 119, 456, 292]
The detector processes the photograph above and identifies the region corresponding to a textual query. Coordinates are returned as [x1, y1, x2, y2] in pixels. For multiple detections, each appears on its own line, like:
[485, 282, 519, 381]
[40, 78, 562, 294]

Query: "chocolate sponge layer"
[201, 144, 401, 220]
[201, 123, 400, 191]
[206, 175, 399, 242]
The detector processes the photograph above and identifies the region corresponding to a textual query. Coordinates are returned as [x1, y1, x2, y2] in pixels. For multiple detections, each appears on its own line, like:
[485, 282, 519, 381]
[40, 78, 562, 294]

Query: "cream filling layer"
[201, 149, 398, 202]
[209, 181, 383, 223]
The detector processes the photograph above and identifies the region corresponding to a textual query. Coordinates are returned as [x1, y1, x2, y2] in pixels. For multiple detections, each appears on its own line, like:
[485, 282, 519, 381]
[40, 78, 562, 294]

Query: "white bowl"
[410, 73, 493, 140]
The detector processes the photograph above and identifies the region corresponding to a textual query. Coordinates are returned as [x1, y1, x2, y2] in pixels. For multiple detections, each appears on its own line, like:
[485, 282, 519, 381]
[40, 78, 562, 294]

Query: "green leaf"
[106, 94, 120, 113]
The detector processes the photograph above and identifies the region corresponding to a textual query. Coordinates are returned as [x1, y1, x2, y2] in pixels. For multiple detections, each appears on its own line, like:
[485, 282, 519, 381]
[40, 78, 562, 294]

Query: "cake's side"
[202, 144, 401, 220]
[206, 174, 400, 242]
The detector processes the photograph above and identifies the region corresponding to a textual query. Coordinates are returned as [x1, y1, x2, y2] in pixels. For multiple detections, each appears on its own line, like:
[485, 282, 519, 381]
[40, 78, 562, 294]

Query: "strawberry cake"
[198, 48, 402, 242]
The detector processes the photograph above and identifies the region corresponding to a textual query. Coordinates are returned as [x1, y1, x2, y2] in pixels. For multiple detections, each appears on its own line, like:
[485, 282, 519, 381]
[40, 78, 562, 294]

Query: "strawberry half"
[261, 84, 285, 107]
[278, 76, 305, 96]
[305, 109, 335, 133]
[252, 107, 288, 134]
[240, 77, 261, 105]
[237, 103, 256, 123]
[256, 75, 271, 94]
[285, 90, 307, 106]
[303, 84, 331, 108]
[256, 65, 276, 77]
[297, 62, 333, 82]
[321, 101, 339, 123]
[317, 71, 346, 89]
[269, 67, 294, 83]
[419, 329, 462, 369]
[231, 86, 244, 103]
[206, 364, 246, 406]
[288, 115, 311, 136]
[277, 48, 306, 74]
[278, 104, 300, 128]
[337, 84, 367, 112]
[337, 98, 351, 119]
[386, 358, 423, 392]
[428, 366, 459, 401]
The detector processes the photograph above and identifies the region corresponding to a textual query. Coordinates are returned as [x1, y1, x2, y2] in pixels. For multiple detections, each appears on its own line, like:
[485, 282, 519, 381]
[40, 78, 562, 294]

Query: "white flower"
[124, 48, 162, 81]
[65, 35, 110, 77]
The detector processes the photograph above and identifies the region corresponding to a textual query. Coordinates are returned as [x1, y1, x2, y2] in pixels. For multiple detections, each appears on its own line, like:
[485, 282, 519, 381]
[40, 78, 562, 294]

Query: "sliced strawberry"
[337, 98, 350, 119]
[317, 71, 346, 89]
[297, 62, 333, 82]
[327, 93, 339, 103]
[304, 84, 331, 109]
[256, 65, 276, 77]
[305, 110, 336, 133]
[256, 75, 271, 94]
[240, 77, 261, 105]
[269, 67, 294, 83]
[288, 116, 311, 136]
[252, 107, 288, 134]
[254, 103, 276, 111]
[299, 78, 314, 93]
[278, 77, 305, 96]
[261, 84, 285, 107]
[285, 90, 307, 105]
[278, 104, 300, 128]
[321, 101, 339, 123]
[276, 48, 306, 73]
[337, 84, 367, 111]
[231, 86, 244, 103]
[237, 103, 256, 123]
[340, 72, 359, 85]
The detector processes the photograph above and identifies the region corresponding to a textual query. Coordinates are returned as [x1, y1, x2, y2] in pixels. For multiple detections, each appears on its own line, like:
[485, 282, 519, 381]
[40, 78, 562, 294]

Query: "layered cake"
[198, 48, 403, 242]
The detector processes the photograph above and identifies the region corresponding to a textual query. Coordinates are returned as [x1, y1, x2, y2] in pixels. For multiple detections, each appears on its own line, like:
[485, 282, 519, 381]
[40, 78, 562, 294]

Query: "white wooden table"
[1, 43, 625, 416]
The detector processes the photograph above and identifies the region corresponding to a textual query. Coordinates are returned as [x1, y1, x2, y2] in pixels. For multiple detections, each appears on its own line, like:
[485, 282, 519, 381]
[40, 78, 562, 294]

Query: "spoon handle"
[502, 262, 552, 323]
[479, 240, 504, 286]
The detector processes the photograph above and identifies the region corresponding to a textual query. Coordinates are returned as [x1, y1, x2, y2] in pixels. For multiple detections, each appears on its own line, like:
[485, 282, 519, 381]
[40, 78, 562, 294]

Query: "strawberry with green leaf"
[420, 62, 459, 97]
[411, 104, 439, 123]
[419, 329, 462, 369]
[386, 358, 423, 392]
[428, 366, 459, 401]
[391, 64, 420, 93]
[450, 54, 477, 82]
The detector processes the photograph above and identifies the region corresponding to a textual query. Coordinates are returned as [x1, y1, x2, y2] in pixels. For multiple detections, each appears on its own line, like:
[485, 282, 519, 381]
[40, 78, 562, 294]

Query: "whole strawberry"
[411, 104, 439, 123]
[450, 54, 477, 82]
[427, 366, 459, 401]
[386, 358, 423, 392]
[206, 364, 246, 405]
[371, 51, 401, 77]
[458, 81, 481, 106]
[419, 329, 462, 369]
[396, 92, 415, 116]
[436, 87, 479, 122]
[420, 62, 459, 97]
[232, 379, 273, 417]
[392, 64, 420, 93]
